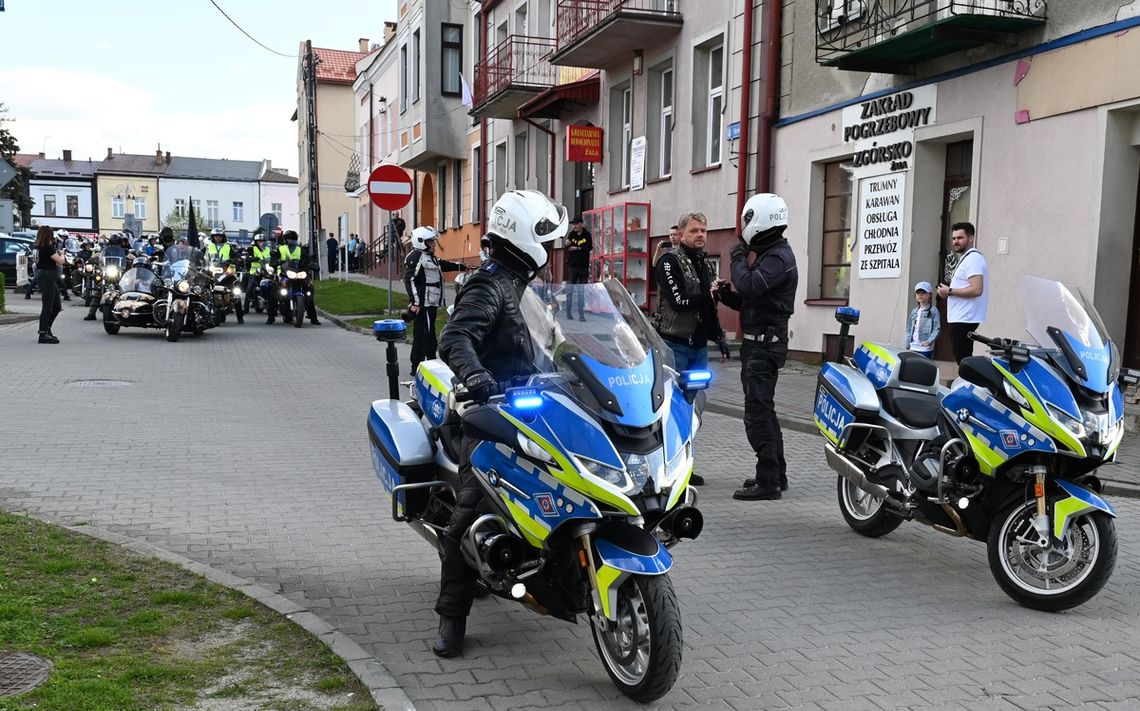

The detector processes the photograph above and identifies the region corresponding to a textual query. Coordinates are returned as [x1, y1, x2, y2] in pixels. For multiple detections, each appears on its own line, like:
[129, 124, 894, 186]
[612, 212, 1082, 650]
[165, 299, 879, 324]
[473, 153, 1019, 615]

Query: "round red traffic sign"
[368, 165, 414, 210]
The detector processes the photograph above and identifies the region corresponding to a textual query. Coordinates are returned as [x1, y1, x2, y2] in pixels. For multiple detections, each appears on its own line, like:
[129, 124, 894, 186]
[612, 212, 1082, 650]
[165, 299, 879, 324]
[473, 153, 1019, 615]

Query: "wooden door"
[1125, 161, 1140, 369]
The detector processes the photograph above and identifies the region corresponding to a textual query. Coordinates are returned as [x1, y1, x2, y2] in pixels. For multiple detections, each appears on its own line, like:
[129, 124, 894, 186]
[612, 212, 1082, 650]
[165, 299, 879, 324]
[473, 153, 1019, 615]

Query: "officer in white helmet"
[403, 225, 468, 370]
[717, 193, 799, 502]
[430, 190, 568, 659]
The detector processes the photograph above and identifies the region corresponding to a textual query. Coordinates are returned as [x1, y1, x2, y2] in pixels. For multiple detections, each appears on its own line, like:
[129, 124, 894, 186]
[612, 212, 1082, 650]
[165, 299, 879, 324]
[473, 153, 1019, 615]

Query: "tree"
[0, 103, 35, 227]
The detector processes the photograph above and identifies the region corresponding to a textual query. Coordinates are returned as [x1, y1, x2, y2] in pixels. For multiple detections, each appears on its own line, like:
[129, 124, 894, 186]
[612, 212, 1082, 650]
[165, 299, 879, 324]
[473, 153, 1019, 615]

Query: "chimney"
[38, 152, 45, 158]
[156, 149, 163, 165]
[359, 37, 369, 53]
[107, 147, 114, 159]
[166, 151, 171, 163]
[384, 22, 397, 45]
[63, 149, 72, 162]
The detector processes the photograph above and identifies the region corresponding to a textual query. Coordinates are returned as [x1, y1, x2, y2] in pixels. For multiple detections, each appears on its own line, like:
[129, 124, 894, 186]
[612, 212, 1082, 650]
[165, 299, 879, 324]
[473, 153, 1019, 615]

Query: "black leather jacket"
[720, 236, 798, 339]
[439, 255, 537, 387]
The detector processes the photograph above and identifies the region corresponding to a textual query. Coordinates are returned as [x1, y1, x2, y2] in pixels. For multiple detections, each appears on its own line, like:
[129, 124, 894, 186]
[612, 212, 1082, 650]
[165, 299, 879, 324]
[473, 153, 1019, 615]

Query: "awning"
[517, 72, 600, 120]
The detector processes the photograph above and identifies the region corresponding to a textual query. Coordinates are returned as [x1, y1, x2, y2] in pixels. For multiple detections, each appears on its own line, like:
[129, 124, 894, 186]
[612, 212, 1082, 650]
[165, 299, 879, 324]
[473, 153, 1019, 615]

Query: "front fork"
[1031, 466, 1050, 545]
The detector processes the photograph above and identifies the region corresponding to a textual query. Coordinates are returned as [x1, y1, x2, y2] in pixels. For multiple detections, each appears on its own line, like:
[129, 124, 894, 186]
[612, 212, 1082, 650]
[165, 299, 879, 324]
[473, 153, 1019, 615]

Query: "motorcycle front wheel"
[988, 497, 1117, 612]
[837, 475, 902, 537]
[590, 573, 681, 703]
[293, 294, 305, 328]
[102, 304, 120, 335]
[166, 312, 184, 342]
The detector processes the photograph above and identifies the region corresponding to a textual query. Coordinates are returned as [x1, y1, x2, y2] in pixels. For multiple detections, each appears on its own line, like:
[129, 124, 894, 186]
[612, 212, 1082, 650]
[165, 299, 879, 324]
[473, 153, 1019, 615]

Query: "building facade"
[160, 157, 263, 239]
[27, 150, 99, 236]
[775, 2, 1140, 368]
[259, 164, 300, 235]
[94, 150, 170, 236]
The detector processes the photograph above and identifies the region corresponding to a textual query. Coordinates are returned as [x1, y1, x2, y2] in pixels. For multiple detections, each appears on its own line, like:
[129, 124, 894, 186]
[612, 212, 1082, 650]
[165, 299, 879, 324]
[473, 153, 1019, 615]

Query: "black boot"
[431, 616, 466, 658]
[38, 331, 59, 344]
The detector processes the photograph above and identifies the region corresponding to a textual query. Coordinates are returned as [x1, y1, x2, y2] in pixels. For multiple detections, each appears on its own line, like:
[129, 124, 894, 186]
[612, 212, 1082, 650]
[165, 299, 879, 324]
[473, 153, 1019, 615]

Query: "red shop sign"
[566, 126, 603, 163]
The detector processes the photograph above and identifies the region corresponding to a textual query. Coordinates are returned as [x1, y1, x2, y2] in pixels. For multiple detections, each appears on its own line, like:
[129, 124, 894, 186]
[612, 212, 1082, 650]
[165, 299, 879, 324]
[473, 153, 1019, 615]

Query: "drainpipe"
[480, 11, 490, 236]
[735, 0, 756, 235]
[522, 117, 556, 199]
[757, 0, 782, 194]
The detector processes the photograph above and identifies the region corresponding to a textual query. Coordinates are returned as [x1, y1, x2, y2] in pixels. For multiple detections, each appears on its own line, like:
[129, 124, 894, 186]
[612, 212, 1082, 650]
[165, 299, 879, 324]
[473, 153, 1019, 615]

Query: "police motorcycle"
[101, 257, 165, 336]
[206, 254, 245, 325]
[367, 280, 709, 702]
[815, 275, 1133, 611]
[275, 258, 313, 328]
[157, 244, 214, 342]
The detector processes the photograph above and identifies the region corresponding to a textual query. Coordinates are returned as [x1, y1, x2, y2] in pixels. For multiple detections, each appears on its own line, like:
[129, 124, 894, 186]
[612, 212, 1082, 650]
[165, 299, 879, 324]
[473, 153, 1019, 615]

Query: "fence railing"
[556, 0, 682, 53]
[473, 35, 558, 107]
[817, 0, 1047, 64]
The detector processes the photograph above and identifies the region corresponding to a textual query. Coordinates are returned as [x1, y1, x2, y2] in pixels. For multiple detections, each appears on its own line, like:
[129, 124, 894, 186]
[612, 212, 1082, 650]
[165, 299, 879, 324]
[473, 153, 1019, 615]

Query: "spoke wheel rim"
[596, 578, 651, 686]
[841, 478, 882, 520]
[998, 503, 1099, 596]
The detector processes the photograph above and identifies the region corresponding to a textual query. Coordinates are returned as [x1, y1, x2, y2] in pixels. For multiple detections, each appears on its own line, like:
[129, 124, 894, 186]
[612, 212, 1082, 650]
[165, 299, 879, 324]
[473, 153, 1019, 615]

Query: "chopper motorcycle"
[815, 275, 1134, 611]
[367, 281, 708, 702]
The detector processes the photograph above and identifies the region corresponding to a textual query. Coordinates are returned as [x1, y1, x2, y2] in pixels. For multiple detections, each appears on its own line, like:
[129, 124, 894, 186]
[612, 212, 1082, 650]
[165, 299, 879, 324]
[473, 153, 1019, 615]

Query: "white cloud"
[0, 68, 299, 174]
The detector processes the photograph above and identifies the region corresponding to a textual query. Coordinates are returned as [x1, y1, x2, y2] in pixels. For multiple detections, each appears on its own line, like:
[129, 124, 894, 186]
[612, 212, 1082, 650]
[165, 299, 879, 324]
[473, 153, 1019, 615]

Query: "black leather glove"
[730, 242, 749, 262]
[718, 338, 731, 361]
[464, 371, 498, 402]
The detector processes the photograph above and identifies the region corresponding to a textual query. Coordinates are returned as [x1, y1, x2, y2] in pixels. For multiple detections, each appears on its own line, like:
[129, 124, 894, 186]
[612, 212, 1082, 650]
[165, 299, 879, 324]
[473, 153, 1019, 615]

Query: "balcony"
[471, 35, 558, 120]
[550, 0, 683, 69]
[817, 0, 1047, 73]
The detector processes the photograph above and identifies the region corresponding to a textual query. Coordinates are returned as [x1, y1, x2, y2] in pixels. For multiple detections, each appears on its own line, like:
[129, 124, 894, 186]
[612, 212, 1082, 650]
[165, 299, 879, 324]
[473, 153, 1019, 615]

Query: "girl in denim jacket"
[906, 281, 940, 358]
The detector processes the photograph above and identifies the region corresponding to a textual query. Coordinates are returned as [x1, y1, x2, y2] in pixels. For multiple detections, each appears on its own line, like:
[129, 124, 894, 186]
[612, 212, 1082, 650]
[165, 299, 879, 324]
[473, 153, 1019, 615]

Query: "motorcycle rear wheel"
[837, 475, 902, 537]
[166, 312, 184, 342]
[590, 573, 681, 703]
[988, 498, 1116, 611]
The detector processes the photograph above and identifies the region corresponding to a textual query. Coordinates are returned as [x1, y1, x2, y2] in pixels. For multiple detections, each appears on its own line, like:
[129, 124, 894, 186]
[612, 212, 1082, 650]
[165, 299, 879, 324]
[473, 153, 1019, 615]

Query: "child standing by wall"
[906, 281, 940, 358]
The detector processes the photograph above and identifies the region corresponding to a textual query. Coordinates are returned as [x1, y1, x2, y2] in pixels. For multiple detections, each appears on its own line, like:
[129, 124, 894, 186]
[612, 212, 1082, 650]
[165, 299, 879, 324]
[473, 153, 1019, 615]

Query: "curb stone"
[2, 508, 417, 711]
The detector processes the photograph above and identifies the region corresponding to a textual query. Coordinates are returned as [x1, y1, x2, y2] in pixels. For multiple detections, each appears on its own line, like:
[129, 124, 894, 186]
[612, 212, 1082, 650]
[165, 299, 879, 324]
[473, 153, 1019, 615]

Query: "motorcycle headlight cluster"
[226, 265, 236, 274]
[232, 286, 242, 296]
[580, 458, 629, 490]
[286, 270, 308, 280]
[177, 280, 191, 294]
[104, 266, 120, 280]
[577, 450, 661, 495]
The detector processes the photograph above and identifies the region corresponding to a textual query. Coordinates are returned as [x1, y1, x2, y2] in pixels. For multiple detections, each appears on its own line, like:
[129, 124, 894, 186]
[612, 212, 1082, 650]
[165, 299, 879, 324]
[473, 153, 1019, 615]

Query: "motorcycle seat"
[897, 351, 939, 387]
[880, 388, 941, 429]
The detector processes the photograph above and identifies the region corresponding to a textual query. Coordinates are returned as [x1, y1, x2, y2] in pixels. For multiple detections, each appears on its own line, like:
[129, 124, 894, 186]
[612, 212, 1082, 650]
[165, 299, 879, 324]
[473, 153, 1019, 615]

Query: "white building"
[159, 158, 263, 240]
[259, 163, 300, 233]
[27, 151, 99, 235]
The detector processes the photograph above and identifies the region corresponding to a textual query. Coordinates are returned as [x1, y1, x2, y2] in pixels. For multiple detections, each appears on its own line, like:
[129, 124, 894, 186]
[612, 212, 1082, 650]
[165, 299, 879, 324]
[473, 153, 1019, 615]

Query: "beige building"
[94, 149, 170, 236]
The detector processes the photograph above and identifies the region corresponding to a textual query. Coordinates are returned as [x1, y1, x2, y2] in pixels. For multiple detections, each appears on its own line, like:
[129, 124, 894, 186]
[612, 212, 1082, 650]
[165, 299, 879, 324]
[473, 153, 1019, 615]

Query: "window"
[536, 123, 549, 195]
[472, 145, 482, 223]
[622, 87, 632, 187]
[191, 199, 201, 219]
[647, 61, 674, 180]
[174, 198, 186, 218]
[112, 196, 124, 219]
[412, 30, 421, 104]
[442, 23, 462, 96]
[494, 141, 507, 201]
[272, 202, 283, 222]
[660, 68, 674, 177]
[66, 195, 79, 217]
[232, 201, 244, 222]
[44, 194, 57, 217]
[515, 131, 528, 189]
[608, 82, 633, 188]
[453, 159, 462, 228]
[206, 200, 219, 227]
[400, 43, 408, 114]
[819, 160, 853, 299]
[134, 197, 146, 219]
[692, 37, 725, 169]
[438, 163, 448, 229]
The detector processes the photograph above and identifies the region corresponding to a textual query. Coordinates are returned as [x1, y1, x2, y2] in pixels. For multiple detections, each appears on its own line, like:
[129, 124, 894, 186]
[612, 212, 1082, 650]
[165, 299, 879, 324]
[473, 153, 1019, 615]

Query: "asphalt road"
[3, 299, 1140, 710]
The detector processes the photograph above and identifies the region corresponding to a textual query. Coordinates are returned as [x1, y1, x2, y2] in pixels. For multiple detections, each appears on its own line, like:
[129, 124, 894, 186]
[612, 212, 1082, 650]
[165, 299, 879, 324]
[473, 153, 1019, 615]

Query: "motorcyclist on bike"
[246, 234, 272, 313]
[206, 227, 233, 263]
[276, 230, 320, 325]
[431, 190, 568, 658]
[84, 234, 129, 320]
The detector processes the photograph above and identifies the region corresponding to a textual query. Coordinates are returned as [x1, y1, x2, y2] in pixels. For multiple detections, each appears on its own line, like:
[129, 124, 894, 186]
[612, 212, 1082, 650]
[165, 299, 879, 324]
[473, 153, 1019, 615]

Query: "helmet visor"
[534, 204, 567, 238]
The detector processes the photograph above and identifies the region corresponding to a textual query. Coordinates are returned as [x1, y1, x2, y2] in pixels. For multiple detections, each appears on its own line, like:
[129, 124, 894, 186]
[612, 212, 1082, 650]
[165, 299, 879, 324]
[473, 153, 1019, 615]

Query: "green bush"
[0, 271, 6, 312]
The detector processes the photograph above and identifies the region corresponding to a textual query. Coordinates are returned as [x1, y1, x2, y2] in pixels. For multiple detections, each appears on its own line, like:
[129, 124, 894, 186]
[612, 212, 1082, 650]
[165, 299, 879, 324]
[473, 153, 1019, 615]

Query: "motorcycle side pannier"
[368, 400, 435, 516]
[815, 363, 881, 452]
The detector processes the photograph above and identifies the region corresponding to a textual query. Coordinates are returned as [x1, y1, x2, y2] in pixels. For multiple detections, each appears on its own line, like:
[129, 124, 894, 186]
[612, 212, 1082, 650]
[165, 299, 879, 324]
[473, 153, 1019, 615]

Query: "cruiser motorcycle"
[815, 276, 1134, 611]
[102, 259, 164, 336]
[207, 256, 245, 325]
[159, 245, 214, 342]
[367, 281, 707, 702]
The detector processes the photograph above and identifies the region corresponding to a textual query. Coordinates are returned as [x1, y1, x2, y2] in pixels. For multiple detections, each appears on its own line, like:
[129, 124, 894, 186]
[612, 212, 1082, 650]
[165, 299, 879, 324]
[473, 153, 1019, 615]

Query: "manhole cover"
[0, 652, 52, 697]
[65, 379, 133, 388]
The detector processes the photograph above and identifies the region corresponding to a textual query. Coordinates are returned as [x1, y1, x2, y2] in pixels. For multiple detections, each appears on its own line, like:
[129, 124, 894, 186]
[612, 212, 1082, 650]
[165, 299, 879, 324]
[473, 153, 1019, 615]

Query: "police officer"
[276, 230, 320, 325]
[246, 234, 272, 313]
[403, 226, 467, 372]
[717, 193, 798, 501]
[431, 190, 568, 658]
[206, 227, 232, 263]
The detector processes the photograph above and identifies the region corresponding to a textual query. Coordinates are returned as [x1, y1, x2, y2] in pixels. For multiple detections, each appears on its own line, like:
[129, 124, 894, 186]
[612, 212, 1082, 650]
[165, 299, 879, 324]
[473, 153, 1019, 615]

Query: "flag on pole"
[460, 73, 473, 108]
[187, 197, 200, 248]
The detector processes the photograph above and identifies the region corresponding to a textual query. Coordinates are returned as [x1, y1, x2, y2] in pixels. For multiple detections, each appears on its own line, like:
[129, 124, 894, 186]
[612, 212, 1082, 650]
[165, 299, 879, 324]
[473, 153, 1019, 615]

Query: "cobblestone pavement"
[4, 300, 1140, 710]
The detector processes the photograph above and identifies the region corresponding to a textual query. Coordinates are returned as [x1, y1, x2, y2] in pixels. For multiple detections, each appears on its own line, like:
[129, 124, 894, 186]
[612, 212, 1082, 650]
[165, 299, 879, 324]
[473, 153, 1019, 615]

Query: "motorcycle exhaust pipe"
[660, 506, 704, 540]
[825, 445, 906, 511]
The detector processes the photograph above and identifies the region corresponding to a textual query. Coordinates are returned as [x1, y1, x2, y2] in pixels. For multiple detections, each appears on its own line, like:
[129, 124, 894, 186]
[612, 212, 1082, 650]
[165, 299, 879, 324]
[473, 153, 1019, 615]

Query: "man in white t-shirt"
[937, 221, 988, 362]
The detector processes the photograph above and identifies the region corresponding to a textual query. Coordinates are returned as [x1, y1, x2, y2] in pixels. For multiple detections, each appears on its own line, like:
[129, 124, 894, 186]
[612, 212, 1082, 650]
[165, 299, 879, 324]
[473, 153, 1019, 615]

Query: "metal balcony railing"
[473, 35, 558, 108]
[556, 0, 682, 53]
[817, 0, 1047, 66]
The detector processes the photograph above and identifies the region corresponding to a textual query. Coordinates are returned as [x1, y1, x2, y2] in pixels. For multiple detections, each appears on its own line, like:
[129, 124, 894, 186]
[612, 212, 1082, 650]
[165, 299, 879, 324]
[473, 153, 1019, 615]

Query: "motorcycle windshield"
[1016, 275, 1118, 393]
[165, 245, 203, 280]
[522, 280, 675, 427]
[118, 267, 158, 294]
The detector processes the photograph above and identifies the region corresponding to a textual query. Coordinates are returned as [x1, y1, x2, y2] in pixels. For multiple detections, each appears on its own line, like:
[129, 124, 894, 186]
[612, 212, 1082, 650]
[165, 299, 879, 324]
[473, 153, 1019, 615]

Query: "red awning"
[517, 72, 600, 120]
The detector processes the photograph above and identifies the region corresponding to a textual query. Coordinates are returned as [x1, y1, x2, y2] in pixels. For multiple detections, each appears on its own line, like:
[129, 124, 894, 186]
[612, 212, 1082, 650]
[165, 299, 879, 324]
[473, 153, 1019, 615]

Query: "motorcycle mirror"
[1120, 368, 1140, 389]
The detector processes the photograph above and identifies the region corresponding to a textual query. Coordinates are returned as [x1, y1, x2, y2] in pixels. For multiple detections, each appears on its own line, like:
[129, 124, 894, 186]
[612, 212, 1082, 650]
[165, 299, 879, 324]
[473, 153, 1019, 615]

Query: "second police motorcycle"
[815, 275, 1136, 610]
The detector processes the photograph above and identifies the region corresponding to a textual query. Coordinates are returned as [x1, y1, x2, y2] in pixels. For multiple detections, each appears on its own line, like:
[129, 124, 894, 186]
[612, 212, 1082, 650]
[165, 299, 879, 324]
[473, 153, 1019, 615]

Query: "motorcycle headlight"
[296, 270, 307, 279]
[1048, 404, 1085, 439]
[232, 286, 242, 295]
[279, 288, 288, 297]
[580, 458, 630, 491]
[266, 265, 276, 274]
[226, 265, 236, 274]
[177, 280, 191, 294]
[104, 266, 120, 280]
[621, 451, 654, 494]
[286, 270, 299, 279]
[210, 266, 223, 275]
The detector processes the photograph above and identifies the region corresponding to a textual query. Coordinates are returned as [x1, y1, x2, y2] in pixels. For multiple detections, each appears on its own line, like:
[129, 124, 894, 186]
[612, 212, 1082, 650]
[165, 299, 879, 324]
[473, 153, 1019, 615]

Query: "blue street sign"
[727, 122, 740, 141]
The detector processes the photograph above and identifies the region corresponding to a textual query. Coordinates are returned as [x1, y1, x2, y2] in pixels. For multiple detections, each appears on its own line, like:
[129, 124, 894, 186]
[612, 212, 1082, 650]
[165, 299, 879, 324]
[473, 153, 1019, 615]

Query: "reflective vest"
[250, 245, 272, 271]
[279, 244, 302, 262]
[207, 242, 231, 262]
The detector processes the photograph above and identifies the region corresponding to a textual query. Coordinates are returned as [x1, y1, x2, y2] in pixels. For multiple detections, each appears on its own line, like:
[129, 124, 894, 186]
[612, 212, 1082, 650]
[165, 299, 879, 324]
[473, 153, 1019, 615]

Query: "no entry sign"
[368, 165, 413, 211]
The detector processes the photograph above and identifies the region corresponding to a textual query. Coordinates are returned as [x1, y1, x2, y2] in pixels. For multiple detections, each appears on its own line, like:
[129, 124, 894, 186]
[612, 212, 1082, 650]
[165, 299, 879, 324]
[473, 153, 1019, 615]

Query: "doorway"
[1125, 160, 1140, 369]
[574, 159, 594, 219]
[935, 140, 973, 362]
[420, 173, 435, 229]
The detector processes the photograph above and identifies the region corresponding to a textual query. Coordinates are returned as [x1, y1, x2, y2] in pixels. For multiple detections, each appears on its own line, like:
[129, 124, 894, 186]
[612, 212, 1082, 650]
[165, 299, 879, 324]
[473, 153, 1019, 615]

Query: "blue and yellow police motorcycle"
[816, 275, 1134, 611]
[367, 281, 707, 702]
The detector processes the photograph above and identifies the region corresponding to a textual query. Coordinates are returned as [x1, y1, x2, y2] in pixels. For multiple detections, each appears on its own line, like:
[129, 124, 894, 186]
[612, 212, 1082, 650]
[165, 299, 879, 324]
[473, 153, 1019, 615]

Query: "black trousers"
[741, 340, 787, 493]
[38, 271, 62, 333]
[436, 437, 482, 619]
[949, 322, 979, 363]
[564, 266, 589, 317]
[410, 306, 439, 371]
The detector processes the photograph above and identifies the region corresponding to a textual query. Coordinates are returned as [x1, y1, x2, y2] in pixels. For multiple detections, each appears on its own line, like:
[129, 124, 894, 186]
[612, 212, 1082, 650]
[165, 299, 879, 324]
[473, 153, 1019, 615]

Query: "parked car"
[0, 234, 34, 288]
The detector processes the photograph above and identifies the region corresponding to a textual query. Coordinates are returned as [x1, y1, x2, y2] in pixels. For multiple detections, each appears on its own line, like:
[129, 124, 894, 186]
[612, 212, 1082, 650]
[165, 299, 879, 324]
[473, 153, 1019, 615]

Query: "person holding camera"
[716, 193, 798, 502]
[403, 226, 467, 372]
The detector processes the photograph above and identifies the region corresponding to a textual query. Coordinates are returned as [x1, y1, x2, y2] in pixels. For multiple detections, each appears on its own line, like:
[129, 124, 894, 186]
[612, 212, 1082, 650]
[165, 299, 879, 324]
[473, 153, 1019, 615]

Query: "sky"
[0, 0, 399, 176]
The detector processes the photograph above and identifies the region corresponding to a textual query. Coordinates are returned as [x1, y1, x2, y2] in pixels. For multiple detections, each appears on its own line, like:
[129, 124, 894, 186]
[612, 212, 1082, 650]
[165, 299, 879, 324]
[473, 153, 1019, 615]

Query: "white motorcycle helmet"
[487, 190, 568, 271]
[741, 193, 789, 243]
[410, 226, 438, 251]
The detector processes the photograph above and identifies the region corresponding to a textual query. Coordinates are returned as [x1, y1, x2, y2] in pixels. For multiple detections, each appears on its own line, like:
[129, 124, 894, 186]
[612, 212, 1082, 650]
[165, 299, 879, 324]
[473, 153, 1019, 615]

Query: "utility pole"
[303, 40, 322, 261]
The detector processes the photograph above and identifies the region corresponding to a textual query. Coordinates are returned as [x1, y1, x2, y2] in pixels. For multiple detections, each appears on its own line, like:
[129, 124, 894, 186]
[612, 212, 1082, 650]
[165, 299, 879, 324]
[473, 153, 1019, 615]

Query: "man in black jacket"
[432, 190, 568, 658]
[717, 193, 798, 501]
[563, 215, 592, 320]
[404, 226, 466, 371]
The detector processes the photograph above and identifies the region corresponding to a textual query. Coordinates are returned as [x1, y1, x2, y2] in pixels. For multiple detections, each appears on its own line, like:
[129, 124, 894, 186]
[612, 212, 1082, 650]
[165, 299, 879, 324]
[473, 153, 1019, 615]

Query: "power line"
[208, 0, 296, 58]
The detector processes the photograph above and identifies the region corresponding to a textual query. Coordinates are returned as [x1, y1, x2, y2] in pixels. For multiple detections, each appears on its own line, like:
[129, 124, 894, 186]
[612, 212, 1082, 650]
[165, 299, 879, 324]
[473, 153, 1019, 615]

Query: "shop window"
[818, 160, 853, 299]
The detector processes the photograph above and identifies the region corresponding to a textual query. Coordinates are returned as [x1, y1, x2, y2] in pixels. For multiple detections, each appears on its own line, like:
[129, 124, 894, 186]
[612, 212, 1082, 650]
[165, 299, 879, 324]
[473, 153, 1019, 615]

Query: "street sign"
[0, 199, 13, 233]
[0, 158, 17, 190]
[259, 212, 280, 233]
[368, 165, 413, 210]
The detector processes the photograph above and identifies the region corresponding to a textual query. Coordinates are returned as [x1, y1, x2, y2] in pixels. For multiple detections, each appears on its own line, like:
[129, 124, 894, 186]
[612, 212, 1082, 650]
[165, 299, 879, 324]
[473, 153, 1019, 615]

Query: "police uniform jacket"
[403, 249, 464, 308]
[720, 237, 798, 339]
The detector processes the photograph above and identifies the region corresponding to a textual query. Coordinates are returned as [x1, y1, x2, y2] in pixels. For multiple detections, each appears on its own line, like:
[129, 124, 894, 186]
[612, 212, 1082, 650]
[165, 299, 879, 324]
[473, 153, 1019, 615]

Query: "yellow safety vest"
[279, 245, 302, 262]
